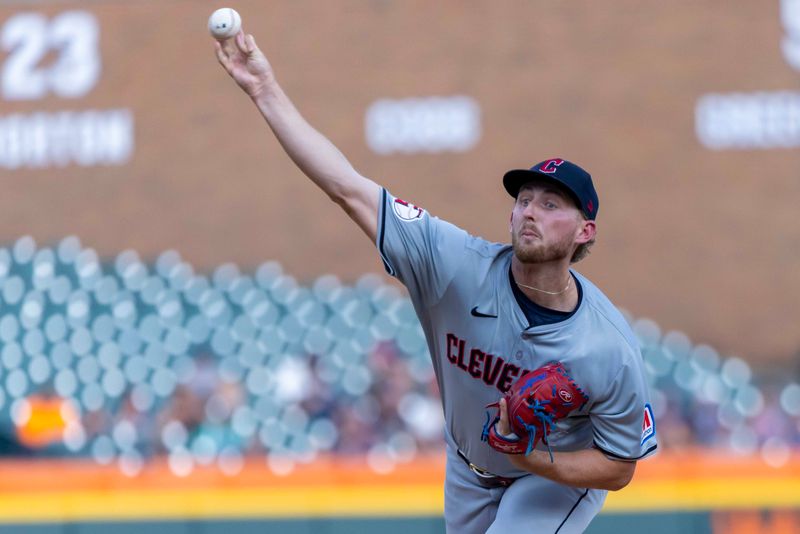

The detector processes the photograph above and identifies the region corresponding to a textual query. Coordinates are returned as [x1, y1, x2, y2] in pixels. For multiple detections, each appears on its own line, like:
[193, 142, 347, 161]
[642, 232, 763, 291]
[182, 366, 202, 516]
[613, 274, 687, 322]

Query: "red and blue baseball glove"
[482, 362, 588, 461]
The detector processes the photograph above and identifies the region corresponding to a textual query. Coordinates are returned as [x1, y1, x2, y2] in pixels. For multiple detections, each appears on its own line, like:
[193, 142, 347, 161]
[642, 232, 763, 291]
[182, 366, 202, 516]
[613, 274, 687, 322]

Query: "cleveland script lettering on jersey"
[446, 332, 527, 393]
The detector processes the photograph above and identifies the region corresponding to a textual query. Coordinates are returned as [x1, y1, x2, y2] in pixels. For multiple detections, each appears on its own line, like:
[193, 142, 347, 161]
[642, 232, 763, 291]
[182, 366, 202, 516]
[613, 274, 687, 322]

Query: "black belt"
[457, 449, 520, 488]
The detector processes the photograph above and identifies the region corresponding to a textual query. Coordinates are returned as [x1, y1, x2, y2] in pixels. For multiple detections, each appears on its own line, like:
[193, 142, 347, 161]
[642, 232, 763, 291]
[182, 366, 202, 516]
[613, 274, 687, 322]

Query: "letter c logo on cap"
[539, 159, 565, 174]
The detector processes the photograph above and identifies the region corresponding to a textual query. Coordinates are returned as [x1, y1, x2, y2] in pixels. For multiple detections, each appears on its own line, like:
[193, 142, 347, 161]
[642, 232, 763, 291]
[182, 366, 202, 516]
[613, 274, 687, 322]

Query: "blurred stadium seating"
[0, 235, 797, 477]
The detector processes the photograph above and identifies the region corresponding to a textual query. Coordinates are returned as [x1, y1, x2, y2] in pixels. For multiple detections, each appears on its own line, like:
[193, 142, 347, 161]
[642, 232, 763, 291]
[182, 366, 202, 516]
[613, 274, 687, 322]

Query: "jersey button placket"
[512, 334, 537, 370]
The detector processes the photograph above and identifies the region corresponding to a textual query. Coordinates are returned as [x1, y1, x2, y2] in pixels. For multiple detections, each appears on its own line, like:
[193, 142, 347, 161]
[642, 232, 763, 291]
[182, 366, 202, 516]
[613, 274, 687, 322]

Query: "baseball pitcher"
[214, 29, 657, 534]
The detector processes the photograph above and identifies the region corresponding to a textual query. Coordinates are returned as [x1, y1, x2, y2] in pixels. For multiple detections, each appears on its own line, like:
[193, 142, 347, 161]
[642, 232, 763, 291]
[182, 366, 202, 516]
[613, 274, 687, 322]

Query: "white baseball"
[208, 8, 241, 40]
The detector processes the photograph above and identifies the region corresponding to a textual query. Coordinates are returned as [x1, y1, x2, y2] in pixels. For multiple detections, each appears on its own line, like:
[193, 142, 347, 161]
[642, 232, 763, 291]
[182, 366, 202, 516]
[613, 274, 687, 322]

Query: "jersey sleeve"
[376, 188, 468, 307]
[590, 353, 658, 461]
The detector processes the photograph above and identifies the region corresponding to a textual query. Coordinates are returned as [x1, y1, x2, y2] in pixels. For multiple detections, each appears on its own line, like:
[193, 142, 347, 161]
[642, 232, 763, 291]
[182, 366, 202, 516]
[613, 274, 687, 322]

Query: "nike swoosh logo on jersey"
[470, 306, 497, 318]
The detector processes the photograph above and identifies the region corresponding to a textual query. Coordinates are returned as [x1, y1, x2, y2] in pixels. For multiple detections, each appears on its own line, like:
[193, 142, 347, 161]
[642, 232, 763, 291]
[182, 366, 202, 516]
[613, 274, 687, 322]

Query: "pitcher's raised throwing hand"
[214, 31, 274, 98]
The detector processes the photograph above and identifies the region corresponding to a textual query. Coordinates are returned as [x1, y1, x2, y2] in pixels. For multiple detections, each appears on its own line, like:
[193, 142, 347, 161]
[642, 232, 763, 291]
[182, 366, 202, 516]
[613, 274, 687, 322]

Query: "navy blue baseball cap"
[503, 158, 599, 220]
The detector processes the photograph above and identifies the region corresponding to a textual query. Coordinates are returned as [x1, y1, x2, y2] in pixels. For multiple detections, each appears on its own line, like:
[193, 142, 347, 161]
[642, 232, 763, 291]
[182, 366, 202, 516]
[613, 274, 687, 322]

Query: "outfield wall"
[1, 451, 797, 533]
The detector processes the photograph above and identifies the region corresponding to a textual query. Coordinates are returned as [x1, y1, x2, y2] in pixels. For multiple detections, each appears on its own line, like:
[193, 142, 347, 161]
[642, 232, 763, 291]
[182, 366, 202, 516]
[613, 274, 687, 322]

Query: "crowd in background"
[5, 337, 799, 474]
[0, 237, 797, 473]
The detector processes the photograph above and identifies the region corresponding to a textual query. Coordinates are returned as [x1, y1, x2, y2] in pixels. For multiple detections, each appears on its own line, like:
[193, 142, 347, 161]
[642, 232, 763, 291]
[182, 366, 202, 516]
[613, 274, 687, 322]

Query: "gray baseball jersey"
[376, 189, 657, 531]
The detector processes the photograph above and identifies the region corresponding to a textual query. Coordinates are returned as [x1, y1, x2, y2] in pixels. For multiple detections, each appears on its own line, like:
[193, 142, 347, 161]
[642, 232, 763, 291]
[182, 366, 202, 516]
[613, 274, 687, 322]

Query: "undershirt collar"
[509, 267, 583, 328]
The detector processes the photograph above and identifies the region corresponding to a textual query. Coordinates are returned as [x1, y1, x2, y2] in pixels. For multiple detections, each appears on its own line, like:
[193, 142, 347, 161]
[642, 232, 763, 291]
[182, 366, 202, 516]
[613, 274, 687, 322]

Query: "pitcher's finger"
[245, 34, 257, 54]
[498, 398, 511, 431]
[235, 30, 247, 54]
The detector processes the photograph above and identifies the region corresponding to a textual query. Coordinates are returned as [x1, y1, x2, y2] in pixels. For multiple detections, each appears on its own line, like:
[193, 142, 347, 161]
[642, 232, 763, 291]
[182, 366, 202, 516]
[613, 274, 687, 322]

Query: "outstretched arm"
[214, 32, 381, 242]
[497, 398, 636, 491]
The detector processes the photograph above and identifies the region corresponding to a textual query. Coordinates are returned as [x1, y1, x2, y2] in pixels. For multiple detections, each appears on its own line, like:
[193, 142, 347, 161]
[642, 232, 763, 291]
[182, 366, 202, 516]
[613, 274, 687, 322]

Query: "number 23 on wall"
[1, 10, 101, 101]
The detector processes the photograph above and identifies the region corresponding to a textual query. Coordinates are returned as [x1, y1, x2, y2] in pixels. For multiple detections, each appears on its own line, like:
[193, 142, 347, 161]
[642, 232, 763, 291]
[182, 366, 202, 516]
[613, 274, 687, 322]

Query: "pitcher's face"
[510, 182, 584, 264]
